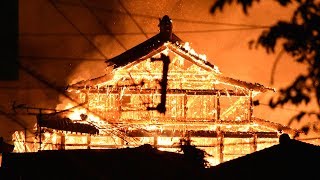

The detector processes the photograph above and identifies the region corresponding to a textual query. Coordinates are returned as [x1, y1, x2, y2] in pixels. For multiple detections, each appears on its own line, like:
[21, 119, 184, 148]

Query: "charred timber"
[125, 130, 278, 138]
[147, 53, 170, 113]
[110, 119, 252, 125]
[68, 88, 249, 96]
[37, 114, 99, 135]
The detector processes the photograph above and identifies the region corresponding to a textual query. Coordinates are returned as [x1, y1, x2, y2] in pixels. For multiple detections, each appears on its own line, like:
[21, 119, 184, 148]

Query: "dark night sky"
[0, 0, 318, 142]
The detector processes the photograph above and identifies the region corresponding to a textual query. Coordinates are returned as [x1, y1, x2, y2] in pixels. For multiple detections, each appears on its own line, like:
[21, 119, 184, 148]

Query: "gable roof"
[106, 33, 182, 69]
[69, 16, 274, 93]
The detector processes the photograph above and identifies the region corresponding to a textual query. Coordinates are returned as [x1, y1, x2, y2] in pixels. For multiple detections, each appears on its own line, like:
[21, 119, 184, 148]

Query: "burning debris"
[37, 113, 99, 135]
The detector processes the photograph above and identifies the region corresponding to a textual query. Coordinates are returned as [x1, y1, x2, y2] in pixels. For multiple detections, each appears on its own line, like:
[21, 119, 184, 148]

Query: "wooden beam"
[124, 129, 278, 138]
[68, 88, 249, 96]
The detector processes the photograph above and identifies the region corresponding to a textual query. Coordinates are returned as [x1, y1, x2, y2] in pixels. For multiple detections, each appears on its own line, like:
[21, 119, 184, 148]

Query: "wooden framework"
[12, 16, 299, 166]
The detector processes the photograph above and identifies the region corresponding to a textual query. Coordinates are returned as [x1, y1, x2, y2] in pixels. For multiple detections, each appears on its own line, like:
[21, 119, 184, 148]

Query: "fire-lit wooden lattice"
[12, 16, 299, 166]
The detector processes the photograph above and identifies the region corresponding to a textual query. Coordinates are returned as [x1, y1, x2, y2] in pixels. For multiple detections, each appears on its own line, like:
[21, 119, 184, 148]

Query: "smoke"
[0, 0, 123, 139]
[2, 0, 308, 142]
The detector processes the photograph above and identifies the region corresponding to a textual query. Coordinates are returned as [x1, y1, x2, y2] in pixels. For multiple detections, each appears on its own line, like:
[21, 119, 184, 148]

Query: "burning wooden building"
[13, 15, 299, 166]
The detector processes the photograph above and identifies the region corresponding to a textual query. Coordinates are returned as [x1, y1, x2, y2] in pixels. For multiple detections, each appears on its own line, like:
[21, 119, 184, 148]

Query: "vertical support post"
[117, 92, 121, 122]
[252, 134, 257, 152]
[37, 110, 43, 151]
[184, 93, 187, 121]
[60, 134, 65, 150]
[218, 131, 224, 163]
[151, 92, 155, 121]
[35, 113, 42, 151]
[87, 134, 91, 149]
[249, 90, 253, 122]
[217, 92, 221, 121]
[24, 128, 27, 152]
[154, 135, 158, 148]
[212, 93, 216, 120]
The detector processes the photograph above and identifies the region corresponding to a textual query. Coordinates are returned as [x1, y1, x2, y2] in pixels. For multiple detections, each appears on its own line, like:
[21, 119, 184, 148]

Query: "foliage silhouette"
[211, 0, 320, 134]
[178, 137, 210, 168]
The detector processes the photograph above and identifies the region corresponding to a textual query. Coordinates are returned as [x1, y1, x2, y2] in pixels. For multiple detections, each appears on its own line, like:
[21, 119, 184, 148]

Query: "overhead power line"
[118, 0, 149, 39]
[19, 32, 155, 36]
[79, 0, 128, 51]
[56, 0, 270, 28]
[19, 26, 267, 38]
[0, 86, 62, 90]
[0, 105, 32, 134]
[48, 0, 107, 59]
[175, 27, 267, 33]
[20, 55, 105, 61]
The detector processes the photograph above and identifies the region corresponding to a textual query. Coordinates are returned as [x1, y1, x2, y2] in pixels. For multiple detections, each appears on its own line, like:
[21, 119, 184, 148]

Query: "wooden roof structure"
[65, 15, 299, 138]
[68, 15, 274, 93]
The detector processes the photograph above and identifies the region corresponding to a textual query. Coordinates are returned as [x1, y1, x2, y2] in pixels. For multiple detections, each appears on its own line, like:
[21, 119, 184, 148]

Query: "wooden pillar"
[38, 110, 42, 151]
[218, 132, 224, 163]
[248, 90, 253, 122]
[87, 135, 91, 149]
[154, 135, 158, 148]
[252, 134, 257, 152]
[60, 134, 65, 150]
[212, 93, 216, 120]
[184, 94, 188, 121]
[104, 91, 107, 122]
[217, 92, 221, 120]
[24, 128, 27, 152]
[38, 126, 42, 151]
[117, 92, 121, 122]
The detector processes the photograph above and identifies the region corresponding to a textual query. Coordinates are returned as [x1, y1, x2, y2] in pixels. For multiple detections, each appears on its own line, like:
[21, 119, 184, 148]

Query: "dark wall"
[0, 1, 18, 80]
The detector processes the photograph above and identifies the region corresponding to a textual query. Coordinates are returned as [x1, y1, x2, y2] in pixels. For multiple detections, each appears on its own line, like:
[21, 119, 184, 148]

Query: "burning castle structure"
[13, 15, 299, 166]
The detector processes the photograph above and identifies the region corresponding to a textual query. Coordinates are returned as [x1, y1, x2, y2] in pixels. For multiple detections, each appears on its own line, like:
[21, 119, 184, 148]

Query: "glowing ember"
[65, 103, 87, 120]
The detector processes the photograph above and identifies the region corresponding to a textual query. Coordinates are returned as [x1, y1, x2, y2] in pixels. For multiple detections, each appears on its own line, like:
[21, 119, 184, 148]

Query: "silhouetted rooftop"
[1, 144, 205, 180]
[206, 134, 320, 179]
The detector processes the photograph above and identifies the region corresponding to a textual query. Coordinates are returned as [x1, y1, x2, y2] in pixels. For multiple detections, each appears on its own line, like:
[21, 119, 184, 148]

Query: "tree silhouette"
[178, 137, 210, 168]
[211, 0, 320, 134]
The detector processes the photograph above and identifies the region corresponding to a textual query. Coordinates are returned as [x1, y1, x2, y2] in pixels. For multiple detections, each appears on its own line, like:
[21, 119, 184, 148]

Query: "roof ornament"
[279, 133, 290, 145]
[158, 15, 173, 41]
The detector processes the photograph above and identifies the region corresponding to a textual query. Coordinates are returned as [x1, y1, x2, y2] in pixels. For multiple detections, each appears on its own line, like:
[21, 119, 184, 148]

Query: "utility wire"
[20, 55, 105, 61]
[19, 26, 266, 38]
[0, 86, 61, 90]
[19, 32, 154, 36]
[56, 0, 269, 28]
[174, 27, 267, 33]
[0, 105, 32, 134]
[48, 0, 107, 59]
[118, 0, 149, 39]
[79, 0, 127, 51]
[20, 1, 141, 141]
[172, 18, 269, 28]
